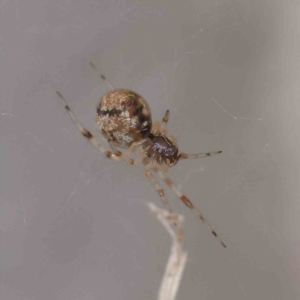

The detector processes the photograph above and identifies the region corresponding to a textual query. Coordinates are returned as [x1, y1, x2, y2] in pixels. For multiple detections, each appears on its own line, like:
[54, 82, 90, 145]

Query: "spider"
[56, 62, 226, 248]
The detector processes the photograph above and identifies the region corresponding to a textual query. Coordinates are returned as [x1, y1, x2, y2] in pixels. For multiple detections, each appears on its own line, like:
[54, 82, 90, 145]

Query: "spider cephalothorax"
[144, 134, 180, 167]
[57, 62, 226, 248]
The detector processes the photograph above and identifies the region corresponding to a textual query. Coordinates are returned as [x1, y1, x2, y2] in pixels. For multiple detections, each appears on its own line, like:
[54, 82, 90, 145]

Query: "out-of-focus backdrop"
[1, 1, 299, 299]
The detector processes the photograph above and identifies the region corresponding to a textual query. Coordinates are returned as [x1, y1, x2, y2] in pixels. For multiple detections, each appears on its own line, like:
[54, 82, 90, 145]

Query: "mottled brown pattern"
[96, 89, 152, 149]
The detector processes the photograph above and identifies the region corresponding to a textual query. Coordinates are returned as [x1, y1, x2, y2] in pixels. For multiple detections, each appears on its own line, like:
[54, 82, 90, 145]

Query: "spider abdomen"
[96, 89, 152, 149]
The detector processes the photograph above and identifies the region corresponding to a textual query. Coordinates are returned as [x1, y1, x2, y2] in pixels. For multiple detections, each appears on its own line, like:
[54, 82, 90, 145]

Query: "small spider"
[57, 62, 226, 248]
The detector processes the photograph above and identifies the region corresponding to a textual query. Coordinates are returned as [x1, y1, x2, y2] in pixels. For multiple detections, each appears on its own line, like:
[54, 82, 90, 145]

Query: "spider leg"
[123, 139, 148, 159]
[119, 140, 151, 166]
[157, 170, 226, 248]
[90, 62, 115, 91]
[144, 169, 173, 213]
[152, 121, 161, 135]
[108, 140, 122, 156]
[57, 91, 136, 164]
[179, 150, 222, 160]
[133, 150, 148, 166]
[152, 119, 168, 136]
[161, 109, 169, 129]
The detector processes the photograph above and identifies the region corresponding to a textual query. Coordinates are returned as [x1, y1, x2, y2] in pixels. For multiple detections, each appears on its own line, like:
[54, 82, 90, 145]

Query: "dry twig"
[148, 203, 188, 300]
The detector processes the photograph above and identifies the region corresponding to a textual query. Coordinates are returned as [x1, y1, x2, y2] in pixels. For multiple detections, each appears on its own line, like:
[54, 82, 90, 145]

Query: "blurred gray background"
[1, 1, 299, 299]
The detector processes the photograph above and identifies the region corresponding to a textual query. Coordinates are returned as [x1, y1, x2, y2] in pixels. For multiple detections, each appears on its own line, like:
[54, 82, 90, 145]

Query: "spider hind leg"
[145, 170, 173, 213]
[157, 170, 226, 248]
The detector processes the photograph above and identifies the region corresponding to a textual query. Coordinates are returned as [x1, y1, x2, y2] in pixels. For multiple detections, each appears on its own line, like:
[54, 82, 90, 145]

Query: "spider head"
[163, 142, 179, 167]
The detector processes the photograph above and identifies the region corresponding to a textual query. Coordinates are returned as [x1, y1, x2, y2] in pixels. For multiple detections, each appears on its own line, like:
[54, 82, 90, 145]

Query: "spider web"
[1, 1, 300, 300]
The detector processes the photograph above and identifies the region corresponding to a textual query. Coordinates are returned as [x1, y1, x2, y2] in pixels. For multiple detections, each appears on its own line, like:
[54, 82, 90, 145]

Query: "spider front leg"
[179, 150, 222, 160]
[161, 109, 170, 130]
[157, 170, 226, 248]
[152, 117, 169, 137]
